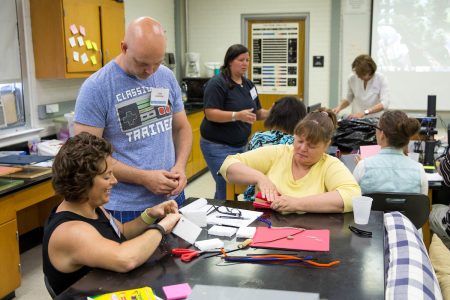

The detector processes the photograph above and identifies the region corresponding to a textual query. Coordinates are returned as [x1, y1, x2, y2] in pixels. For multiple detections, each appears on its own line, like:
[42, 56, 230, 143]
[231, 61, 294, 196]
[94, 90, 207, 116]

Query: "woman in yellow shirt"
[220, 111, 361, 213]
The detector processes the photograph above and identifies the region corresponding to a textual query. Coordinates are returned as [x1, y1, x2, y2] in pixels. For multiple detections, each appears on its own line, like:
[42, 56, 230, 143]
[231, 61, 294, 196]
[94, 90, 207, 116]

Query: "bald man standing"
[74, 17, 192, 223]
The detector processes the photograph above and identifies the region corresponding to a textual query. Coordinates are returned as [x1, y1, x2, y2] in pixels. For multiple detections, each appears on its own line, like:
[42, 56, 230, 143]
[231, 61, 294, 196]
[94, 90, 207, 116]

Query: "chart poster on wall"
[251, 23, 299, 94]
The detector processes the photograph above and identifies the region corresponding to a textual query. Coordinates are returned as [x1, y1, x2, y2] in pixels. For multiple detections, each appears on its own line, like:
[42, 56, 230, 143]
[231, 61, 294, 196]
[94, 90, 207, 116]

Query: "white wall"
[124, 0, 176, 53]
[19, 0, 176, 138]
[338, 0, 371, 114]
[187, 0, 332, 106]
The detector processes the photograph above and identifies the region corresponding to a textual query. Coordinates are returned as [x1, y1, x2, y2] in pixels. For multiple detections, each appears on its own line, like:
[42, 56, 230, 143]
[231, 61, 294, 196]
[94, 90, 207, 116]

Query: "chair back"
[226, 182, 247, 201]
[44, 275, 56, 299]
[363, 192, 430, 229]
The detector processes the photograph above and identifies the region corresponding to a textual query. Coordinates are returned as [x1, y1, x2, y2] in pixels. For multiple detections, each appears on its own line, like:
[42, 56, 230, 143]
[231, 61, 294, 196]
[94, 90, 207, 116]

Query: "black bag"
[332, 118, 379, 152]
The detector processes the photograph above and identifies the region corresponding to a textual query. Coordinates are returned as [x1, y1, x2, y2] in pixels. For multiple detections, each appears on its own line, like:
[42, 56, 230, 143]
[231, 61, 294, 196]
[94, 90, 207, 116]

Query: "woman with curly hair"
[43, 132, 180, 295]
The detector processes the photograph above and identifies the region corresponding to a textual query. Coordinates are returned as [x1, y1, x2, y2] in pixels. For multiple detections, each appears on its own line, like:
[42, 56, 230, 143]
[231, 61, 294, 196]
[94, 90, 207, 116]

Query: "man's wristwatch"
[148, 223, 166, 236]
[364, 109, 370, 115]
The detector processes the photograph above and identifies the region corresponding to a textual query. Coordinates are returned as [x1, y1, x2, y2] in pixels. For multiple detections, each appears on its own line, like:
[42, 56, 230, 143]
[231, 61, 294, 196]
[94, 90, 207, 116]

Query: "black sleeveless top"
[42, 207, 127, 295]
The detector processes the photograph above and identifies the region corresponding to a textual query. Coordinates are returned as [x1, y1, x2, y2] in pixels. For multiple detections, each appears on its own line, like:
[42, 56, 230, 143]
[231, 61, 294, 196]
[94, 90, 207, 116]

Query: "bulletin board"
[250, 22, 300, 95]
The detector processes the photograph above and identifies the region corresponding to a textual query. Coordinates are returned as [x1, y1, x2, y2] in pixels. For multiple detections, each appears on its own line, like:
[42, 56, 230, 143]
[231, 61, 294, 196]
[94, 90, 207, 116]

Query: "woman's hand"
[146, 200, 178, 219]
[348, 111, 365, 119]
[237, 108, 256, 124]
[158, 213, 181, 233]
[256, 176, 280, 202]
[271, 195, 296, 212]
[332, 107, 340, 114]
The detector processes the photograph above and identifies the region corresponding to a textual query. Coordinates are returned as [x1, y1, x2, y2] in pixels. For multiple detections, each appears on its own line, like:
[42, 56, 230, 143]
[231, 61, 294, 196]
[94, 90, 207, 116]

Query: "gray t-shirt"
[74, 61, 184, 211]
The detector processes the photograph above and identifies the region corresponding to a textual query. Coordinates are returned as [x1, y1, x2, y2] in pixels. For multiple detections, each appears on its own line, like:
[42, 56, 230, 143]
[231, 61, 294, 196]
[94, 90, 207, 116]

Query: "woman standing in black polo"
[200, 44, 268, 200]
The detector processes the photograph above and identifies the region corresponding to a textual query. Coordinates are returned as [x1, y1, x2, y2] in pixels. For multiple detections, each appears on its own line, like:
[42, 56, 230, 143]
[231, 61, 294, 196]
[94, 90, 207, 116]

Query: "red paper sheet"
[253, 192, 271, 209]
[251, 227, 330, 252]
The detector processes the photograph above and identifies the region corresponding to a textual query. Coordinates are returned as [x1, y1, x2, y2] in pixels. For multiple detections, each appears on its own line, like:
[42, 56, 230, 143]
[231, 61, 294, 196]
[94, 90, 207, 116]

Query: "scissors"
[171, 248, 221, 262]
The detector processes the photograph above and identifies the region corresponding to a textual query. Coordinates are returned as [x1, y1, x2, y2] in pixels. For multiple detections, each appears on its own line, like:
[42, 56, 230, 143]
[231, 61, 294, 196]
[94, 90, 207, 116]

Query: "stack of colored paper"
[0, 166, 22, 176]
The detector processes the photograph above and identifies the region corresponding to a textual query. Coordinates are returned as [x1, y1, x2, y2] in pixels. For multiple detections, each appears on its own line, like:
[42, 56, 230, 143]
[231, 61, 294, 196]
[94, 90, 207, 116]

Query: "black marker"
[216, 216, 249, 220]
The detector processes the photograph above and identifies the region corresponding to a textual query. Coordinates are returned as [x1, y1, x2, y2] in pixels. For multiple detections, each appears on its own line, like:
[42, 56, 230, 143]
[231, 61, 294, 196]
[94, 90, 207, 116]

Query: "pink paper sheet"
[251, 227, 330, 252]
[359, 145, 381, 159]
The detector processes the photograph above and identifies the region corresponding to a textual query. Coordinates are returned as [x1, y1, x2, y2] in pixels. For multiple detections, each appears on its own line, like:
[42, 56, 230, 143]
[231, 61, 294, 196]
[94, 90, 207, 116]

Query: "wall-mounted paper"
[72, 51, 79, 62]
[68, 37, 76, 48]
[92, 42, 98, 51]
[85, 40, 92, 50]
[69, 24, 78, 35]
[90, 55, 97, 65]
[81, 53, 88, 64]
[79, 25, 86, 36]
[77, 36, 84, 47]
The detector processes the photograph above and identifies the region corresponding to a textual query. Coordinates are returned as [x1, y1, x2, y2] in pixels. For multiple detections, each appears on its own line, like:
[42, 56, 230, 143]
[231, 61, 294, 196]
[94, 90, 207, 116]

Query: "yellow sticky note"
[90, 55, 97, 65]
[85, 40, 93, 50]
[92, 42, 98, 51]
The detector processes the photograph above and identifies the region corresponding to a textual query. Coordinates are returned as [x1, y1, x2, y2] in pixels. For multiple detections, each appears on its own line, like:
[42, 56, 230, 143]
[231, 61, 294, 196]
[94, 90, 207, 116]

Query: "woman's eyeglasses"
[207, 205, 242, 217]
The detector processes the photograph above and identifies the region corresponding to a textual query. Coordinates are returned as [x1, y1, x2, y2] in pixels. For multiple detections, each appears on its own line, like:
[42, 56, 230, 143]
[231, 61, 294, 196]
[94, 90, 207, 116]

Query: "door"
[100, 3, 125, 65]
[63, 0, 102, 73]
[247, 19, 305, 133]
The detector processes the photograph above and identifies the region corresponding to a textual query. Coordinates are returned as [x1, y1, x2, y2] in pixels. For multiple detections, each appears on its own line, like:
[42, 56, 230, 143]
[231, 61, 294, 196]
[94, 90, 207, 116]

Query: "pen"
[216, 224, 241, 228]
[216, 216, 249, 220]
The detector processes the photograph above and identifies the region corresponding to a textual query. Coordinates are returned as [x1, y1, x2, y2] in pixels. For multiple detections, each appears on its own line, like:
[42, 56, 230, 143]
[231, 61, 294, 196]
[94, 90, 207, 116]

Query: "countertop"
[0, 172, 52, 199]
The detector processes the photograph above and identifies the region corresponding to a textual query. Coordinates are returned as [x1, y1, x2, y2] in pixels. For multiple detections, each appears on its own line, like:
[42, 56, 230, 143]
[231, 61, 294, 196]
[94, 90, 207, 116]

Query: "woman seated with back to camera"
[243, 96, 307, 201]
[43, 132, 181, 295]
[220, 110, 361, 213]
[353, 110, 428, 195]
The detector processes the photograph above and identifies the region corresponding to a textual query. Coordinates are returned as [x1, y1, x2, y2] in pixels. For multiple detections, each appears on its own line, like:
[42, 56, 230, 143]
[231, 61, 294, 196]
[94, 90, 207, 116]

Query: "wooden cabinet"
[0, 179, 62, 298]
[0, 195, 19, 298]
[186, 111, 207, 179]
[0, 219, 20, 298]
[30, 0, 124, 79]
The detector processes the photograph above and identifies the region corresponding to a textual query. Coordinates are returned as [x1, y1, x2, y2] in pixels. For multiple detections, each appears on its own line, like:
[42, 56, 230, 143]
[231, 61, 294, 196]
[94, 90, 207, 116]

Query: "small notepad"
[208, 225, 237, 237]
[194, 238, 224, 251]
[162, 283, 192, 300]
[236, 226, 256, 239]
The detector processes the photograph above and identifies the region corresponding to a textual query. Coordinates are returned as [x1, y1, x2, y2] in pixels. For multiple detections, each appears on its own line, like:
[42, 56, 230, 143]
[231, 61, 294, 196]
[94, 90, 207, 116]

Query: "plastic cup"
[352, 196, 373, 225]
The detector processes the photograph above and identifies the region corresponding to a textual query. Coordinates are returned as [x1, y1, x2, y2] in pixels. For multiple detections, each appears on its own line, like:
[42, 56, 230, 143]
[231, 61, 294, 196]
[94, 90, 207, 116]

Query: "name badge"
[109, 213, 121, 238]
[250, 87, 258, 100]
[150, 88, 169, 106]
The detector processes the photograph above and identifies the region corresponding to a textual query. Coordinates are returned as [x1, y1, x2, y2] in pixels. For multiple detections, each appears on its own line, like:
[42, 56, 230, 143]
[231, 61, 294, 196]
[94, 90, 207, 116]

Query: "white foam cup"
[352, 196, 373, 225]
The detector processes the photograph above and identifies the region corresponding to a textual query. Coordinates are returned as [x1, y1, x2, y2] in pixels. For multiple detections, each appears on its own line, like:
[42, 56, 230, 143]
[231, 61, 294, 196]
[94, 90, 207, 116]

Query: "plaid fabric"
[385, 212, 443, 300]
[439, 148, 450, 186]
